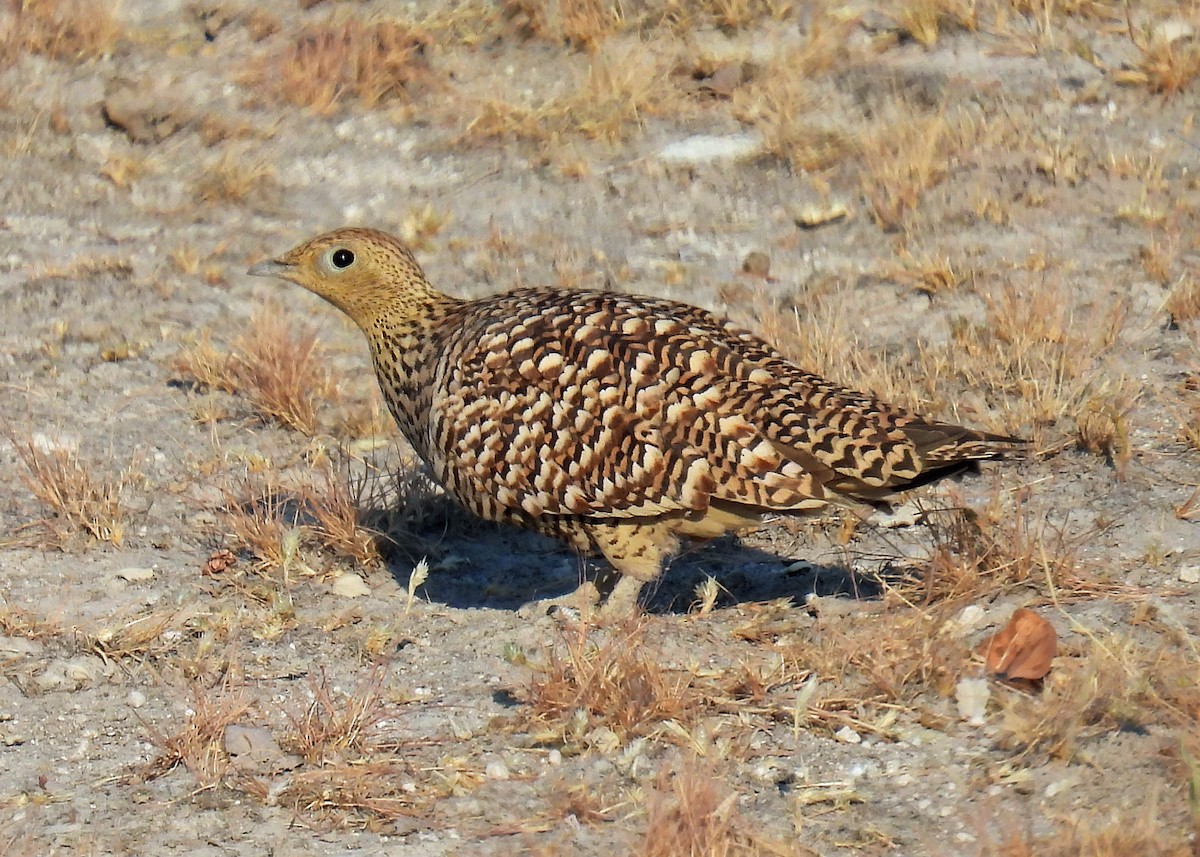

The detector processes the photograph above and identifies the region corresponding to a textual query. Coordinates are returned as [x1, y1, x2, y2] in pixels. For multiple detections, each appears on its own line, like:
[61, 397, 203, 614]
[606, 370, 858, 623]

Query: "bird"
[248, 227, 1022, 616]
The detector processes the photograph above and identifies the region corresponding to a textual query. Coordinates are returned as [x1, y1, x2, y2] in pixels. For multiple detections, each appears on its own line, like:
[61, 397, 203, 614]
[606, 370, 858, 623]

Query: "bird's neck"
[361, 295, 461, 464]
[359, 290, 462, 397]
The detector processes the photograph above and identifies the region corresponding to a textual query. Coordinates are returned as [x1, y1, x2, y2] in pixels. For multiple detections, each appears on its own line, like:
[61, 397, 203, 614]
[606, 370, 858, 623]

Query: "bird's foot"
[516, 580, 602, 621]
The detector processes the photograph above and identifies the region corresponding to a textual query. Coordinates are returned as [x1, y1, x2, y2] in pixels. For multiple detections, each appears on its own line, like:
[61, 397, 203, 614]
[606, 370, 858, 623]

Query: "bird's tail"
[901, 423, 1027, 466]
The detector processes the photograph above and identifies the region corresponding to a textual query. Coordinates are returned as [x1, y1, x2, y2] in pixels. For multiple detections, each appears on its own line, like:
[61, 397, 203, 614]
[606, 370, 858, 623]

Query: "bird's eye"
[330, 248, 355, 269]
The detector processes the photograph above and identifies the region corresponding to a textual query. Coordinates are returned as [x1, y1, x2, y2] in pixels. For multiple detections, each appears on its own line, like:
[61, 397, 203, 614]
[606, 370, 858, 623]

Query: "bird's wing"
[432, 290, 1014, 520]
[660, 303, 1022, 498]
[432, 308, 712, 519]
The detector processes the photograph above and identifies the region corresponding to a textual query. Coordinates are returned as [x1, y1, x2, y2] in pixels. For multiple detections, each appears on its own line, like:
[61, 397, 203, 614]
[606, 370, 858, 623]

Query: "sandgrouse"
[249, 227, 1020, 615]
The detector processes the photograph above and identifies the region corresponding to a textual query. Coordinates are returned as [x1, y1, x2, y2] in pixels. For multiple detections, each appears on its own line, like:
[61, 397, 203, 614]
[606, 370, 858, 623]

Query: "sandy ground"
[1, 1, 1199, 855]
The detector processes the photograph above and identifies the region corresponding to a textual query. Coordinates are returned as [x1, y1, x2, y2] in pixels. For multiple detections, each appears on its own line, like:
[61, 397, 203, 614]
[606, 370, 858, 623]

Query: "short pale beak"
[247, 259, 293, 279]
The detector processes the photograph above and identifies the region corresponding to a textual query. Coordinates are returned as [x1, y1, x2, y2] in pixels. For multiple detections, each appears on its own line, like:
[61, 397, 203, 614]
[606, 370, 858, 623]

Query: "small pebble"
[485, 760, 510, 781]
[114, 567, 155, 583]
[35, 656, 107, 691]
[1179, 566, 1199, 584]
[127, 690, 147, 708]
[835, 725, 862, 744]
[657, 132, 766, 166]
[952, 604, 987, 636]
[331, 573, 371, 598]
[955, 677, 990, 725]
[223, 724, 279, 758]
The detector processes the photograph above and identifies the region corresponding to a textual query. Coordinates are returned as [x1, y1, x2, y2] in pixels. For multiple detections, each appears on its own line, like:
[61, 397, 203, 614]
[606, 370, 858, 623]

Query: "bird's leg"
[599, 574, 647, 618]
[588, 519, 678, 618]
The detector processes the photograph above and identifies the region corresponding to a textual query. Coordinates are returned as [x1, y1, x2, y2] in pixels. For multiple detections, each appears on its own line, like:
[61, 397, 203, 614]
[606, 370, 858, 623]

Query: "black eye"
[331, 248, 355, 269]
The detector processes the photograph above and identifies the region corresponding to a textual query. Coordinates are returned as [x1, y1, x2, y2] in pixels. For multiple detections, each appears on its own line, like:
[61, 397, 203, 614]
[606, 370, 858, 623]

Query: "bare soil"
[1, 2, 1198, 855]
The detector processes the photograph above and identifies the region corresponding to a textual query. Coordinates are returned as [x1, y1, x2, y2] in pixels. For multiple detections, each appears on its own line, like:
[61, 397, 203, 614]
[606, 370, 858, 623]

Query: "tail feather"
[901, 423, 1027, 466]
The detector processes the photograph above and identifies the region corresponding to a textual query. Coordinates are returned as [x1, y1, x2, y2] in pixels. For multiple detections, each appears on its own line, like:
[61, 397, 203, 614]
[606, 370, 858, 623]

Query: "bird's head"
[248, 227, 445, 329]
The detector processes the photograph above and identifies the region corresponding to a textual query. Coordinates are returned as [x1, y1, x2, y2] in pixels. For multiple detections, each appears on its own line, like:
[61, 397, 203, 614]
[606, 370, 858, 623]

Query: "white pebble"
[657, 133, 766, 166]
[835, 725, 862, 744]
[331, 572, 371, 598]
[113, 567, 155, 583]
[127, 690, 147, 708]
[955, 677, 991, 726]
[485, 760, 510, 781]
[952, 605, 987, 636]
[1045, 776, 1078, 798]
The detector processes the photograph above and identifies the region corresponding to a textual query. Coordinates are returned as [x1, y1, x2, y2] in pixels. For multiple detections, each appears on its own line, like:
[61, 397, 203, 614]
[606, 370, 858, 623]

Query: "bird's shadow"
[376, 499, 890, 614]
[214, 482, 896, 614]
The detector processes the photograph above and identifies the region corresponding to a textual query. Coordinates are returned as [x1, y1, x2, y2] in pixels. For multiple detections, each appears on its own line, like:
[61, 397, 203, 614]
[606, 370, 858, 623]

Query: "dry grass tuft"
[301, 467, 384, 569]
[728, 22, 856, 172]
[273, 667, 433, 824]
[195, 149, 278, 207]
[88, 607, 192, 664]
[135, 679, 252, 787]
[1074, 387, 1135, 477]
[217, 478, 310, 583]
[286, 668, 390, 763]
[501, 0, 792, 50]
[174, 309, 336, 435]
[463, 46, 678, 146]
[1165, 274, 1200, 329]
[693, 0, 794, 31]
[10, 435, 132, 547]
[979, 799, 1190, 856]
[1179, 371, 1200, 452]
[525, 620, 704, 746]
[228, 310, 332, 435]
[887, 0, 978, 48]
[502, 0, 630, 52]
[400, 202, 452, 251]
[783, 601, 969, 710]
[950, 274, 1125, 439]
[3, 0, 119, 62]
[1137, 223, 1183, 287]
[173, 332, 236, 394]
[133, 663, 427, 825]
[859, 110, 973, 232]
[210, 457, 429, 588]
[0, 593, 61, 640]
[275, 760, 422, 822]
[641, 756, 805, 856]
[250, 17, 432, 114]
[1118, 14, 1200, 96]
[881, 248, 975, 296]
[912, 489, 1099, 607]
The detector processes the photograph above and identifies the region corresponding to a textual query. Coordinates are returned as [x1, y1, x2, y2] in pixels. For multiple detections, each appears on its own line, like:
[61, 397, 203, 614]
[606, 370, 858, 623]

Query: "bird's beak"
[247, 258, 293, 279]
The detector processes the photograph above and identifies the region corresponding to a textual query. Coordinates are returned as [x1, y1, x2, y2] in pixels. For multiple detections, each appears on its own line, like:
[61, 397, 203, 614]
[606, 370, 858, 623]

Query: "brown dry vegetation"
[2, 0, 119, 62]
[174, 306, 336, 436]
[244, 17, 433, 114]
[7, 434, 134, 547]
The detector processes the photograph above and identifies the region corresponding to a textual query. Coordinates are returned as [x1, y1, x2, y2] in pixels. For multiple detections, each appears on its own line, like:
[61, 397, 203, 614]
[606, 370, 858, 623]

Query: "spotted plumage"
[249, 227, 1021, 614]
